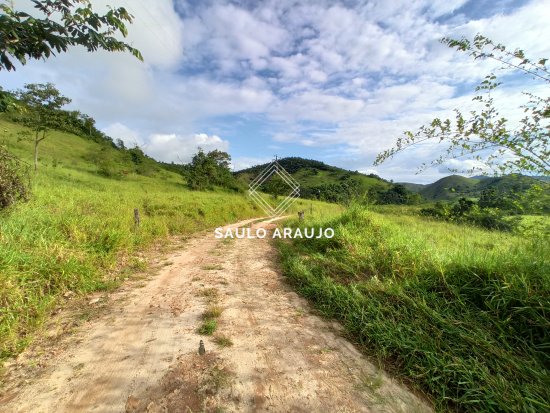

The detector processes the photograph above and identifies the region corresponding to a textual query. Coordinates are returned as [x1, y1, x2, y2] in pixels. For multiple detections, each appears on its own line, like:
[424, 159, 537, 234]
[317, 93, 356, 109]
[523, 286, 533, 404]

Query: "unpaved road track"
[1, 218, 431, 412]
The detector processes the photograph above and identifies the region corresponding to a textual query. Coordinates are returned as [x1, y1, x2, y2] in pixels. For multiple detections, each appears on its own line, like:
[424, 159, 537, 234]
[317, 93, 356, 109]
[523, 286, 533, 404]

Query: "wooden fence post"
[134, 208, 140, 228]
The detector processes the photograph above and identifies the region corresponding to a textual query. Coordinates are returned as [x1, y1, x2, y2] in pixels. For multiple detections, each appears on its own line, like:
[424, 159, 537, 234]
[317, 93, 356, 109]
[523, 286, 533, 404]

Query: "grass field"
[0, 118, 337, 361]
[278, 206, 549, 412]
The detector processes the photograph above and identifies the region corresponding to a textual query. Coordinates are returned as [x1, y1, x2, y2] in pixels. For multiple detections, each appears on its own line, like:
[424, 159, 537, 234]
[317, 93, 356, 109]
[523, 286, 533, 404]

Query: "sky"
[1, 0, 549, 183]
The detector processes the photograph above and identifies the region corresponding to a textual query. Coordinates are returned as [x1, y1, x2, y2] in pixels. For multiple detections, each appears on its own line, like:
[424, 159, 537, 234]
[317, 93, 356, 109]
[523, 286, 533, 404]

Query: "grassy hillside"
[476, 174, 544, 193]
[235, 157, 389, 200]
[415, 174, 547, 201]
[237, 159, 547, 206]
[0, 118, 337, 361]
[278, 207, 549, 412]
[398, 182, 426, 193]
[419, 175, 480, 200]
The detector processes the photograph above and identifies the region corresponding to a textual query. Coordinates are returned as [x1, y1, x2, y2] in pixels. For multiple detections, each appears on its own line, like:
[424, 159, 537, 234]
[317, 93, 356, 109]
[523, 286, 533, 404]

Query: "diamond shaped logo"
[248, 160, 300, 217]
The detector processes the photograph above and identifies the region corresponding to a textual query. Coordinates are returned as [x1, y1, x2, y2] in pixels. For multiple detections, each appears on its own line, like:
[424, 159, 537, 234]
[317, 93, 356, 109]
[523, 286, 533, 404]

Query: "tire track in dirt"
[1, 217, 432, 413]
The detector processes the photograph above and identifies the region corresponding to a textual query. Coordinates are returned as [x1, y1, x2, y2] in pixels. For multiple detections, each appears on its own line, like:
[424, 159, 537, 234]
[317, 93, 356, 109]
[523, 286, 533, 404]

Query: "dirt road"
[1, 218, 431, 412]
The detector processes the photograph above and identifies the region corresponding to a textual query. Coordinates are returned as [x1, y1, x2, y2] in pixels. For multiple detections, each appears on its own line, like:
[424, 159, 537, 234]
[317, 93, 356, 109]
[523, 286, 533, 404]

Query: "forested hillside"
[237, 158, 549, 215]
[410, 174, 548, 201]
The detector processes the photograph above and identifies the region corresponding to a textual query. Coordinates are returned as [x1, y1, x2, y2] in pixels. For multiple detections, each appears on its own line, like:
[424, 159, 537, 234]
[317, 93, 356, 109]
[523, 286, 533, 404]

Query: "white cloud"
[438, 159, 490, 174]
[91, 0, 185, 69]
[102, 123, 143, 147]
[358, 168, 380, 176]
[173, 78, 274, 118]
[180, 2, 290, 71]
[103, 123, 229, 163]
[1, 0, 549, 182]
[451, 0, 550, 56]
[146, 133, 229, 163]
[232, 156, 273, 171]
[271, 91, 365, 122]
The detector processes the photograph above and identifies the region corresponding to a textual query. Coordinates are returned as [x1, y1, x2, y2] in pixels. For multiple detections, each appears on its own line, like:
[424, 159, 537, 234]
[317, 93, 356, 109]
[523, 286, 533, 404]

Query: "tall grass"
[0, 119, 338, 361]
[278, 206, 550, 412]
[0, 167, 259, 359]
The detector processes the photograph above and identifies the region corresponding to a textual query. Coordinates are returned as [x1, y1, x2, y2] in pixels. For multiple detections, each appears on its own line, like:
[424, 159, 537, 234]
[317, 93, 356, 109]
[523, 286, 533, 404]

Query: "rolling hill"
[235, 157, 390, 201]
[415, 174, 546, 201]
[419, 175, 481, 200]
[399, 182, 426, 193]
[237, 159, 548, 203]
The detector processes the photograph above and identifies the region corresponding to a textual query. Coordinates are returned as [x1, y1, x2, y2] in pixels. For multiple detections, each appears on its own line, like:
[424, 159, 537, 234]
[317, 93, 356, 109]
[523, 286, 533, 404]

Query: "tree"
[187, 149, 213, 190]
[478, 188, 502, 209]
[81, 113, 95, 136]
[262, 174, 287, 199]
[450, 197, 476, 217]
[375, 34, 549, 176]
[0, 87, 18, 112]
[127, 145, 156, 176]
[0, 0, 142, 71]
[115, 138, 126, 150]
[17, 83, 71, 171]
[376, 184, 411, 205]
[187, 149, 234, 190]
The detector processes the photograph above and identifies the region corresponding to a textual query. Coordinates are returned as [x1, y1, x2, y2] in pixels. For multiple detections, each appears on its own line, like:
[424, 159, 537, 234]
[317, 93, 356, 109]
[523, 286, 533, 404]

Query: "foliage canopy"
[375, 34, 549, 176]
[187, 149, 239, 191]
[16, 83, 71, 171]
[0, 0, 142, 71]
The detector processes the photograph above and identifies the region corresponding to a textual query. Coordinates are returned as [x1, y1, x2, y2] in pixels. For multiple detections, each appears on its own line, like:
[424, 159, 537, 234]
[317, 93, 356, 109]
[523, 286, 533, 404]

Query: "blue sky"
[1, 0, 549, 182]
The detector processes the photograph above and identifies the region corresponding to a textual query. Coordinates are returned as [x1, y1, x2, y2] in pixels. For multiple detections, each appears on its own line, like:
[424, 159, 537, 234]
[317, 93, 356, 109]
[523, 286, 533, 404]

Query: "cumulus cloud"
[1, 0, 548, 181]
[146, 133, 229, 163]
[438, 159, 490, 174]
[102, 123, 143, 148]
[103, 123, 229, 163]
[231, 156, 273, 171]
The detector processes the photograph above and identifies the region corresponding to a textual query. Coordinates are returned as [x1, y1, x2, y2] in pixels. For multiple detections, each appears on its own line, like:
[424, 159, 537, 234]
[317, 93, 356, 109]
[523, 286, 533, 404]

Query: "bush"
[421, 198, 518, 231]
[0, 146, 30, 209]
[467, 208, 519, 231]
[420, 201, 449, 218]
[97, 160, 121, 178]
[198, 319, 217, 335]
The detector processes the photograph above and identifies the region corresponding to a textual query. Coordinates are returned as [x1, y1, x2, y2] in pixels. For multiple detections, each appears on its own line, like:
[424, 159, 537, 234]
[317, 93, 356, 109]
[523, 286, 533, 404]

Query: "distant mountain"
[235, 157, 390, 200]
[419, 175, 480, 200]
[417, 174, 547, 201]
[236, 158, 548, 202]
[473, 174, 550, 183]
[398, 182, 426, 193]
[476, 174, 542, 192]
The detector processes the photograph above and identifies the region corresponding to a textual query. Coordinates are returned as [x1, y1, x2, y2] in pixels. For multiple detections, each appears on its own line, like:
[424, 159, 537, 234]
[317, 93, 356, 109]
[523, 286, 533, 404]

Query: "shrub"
[0, 146, 30, 209]
[420, 201, 449, 218]
[421, 199, 518, 232]
[97, 160, 121, 178]
[198, 319, 217, 335]
[467, 208, 519, 231]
